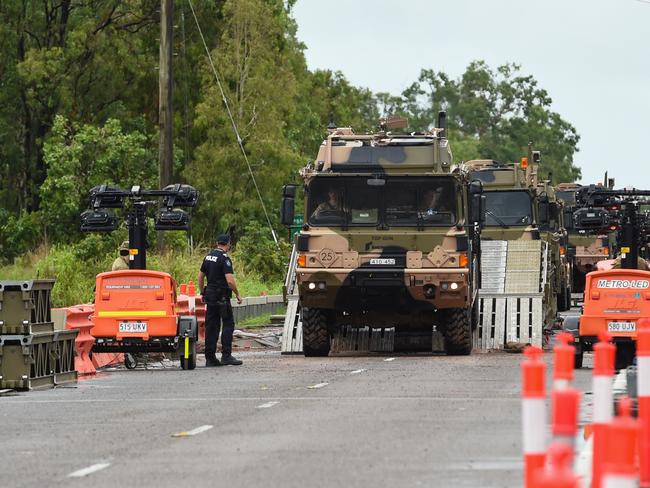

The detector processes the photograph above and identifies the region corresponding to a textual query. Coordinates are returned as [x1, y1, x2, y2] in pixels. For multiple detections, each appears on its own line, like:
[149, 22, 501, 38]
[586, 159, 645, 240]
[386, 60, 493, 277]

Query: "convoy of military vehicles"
[278, 114, 650, 359]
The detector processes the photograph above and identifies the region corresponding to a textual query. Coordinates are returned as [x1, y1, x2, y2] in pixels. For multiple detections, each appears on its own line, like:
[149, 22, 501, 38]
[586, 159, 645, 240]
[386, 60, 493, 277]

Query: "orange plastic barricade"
[65, 305, 96, 375]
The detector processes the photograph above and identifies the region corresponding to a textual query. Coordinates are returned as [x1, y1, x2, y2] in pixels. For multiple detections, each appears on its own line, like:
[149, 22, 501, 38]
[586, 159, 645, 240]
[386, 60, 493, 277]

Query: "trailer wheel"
[440, 308, 472, 356]
[180, 338, 197, 370]
[125, 353, 138, 370]
[302, 307, 330, 357]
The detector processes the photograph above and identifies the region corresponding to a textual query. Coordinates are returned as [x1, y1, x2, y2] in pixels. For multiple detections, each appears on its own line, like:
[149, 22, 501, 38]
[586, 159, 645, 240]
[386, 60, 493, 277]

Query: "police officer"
[198, 234, 243, 367]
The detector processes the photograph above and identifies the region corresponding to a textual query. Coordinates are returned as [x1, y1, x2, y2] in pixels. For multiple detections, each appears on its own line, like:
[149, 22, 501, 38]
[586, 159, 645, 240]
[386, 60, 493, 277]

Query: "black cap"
[217, 234, 231, 245]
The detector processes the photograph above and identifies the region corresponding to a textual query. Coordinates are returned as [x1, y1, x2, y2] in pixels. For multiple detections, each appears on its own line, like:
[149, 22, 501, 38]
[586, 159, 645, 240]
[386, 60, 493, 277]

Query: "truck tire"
[440, 308, 472, 356]
[557, 286, 570, 312]
[302, 307, 330, 357]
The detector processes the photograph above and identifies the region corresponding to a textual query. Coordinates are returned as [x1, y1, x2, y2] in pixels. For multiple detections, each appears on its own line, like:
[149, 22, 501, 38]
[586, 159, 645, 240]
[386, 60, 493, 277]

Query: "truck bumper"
[297, 267, 470, 311]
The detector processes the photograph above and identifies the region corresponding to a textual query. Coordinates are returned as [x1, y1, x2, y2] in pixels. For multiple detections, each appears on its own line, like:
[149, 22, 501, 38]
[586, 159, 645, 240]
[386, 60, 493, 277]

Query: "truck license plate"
[370, 258, 395, 265]
[118, 321, 148, 333]
[607, 321, 635, 332]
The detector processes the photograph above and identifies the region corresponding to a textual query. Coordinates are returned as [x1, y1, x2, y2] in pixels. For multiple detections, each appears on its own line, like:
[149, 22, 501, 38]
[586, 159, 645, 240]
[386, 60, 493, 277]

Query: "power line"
[187, 0, 279, 246]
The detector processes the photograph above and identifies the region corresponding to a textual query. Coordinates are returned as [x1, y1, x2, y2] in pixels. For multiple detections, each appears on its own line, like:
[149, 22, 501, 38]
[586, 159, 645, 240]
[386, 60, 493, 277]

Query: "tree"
[186, 0, 305, 241]
[378, 61, 580, 182]
[40, 115, 158, 242]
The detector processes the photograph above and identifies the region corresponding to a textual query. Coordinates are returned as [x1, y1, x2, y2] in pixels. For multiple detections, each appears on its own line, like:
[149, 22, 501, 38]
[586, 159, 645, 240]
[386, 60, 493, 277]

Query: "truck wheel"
[440, 308, 472, 356]
[557, 286, 570, 312]
[180, 339, 197, 370]
[302, 307, 330, 357]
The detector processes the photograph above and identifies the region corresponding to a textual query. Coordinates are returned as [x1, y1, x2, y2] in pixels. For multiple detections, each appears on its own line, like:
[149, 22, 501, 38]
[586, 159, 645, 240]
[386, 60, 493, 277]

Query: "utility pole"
[159, 0, 174, 188]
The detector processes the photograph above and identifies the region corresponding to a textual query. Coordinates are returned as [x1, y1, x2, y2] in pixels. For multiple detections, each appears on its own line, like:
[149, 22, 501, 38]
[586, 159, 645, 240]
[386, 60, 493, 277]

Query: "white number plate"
[118, 321, 148, 333]
[370, 258, 395, 265]
[607, 321, 636, 332]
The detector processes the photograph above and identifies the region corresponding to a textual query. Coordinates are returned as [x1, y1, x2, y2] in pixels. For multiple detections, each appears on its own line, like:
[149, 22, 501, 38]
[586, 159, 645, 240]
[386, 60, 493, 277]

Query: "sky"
[292, 0, 650, 189]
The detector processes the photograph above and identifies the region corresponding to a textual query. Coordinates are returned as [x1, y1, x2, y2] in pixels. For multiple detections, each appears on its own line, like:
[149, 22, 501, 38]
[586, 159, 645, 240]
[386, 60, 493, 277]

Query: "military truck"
[555, 182, 612, 293]
[464, 152, 570, 317]
[280, 114, 485, 356]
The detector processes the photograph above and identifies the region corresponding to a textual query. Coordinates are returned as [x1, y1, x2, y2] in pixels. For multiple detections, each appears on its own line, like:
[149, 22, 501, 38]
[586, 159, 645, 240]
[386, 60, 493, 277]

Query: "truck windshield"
[484, 191, 533, 226]
[308, 177, 457, 227]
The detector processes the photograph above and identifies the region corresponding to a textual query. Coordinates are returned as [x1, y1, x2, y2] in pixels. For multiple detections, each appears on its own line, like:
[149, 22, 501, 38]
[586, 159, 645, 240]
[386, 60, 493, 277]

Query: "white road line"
[350, 369, 367, 374]
[384, 357, 396, 362]
[172, 424, 213, 438]
[307, 382, 329, 389]
[2, 396, 521, 404]
[256, 401, 279, 409]
[68, 463, 110, 478]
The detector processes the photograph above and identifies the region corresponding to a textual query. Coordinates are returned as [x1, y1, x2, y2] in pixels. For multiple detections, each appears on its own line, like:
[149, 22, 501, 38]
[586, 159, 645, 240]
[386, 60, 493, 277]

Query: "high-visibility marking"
[638, 357, 650, 396]
[68, 463, 110, 478]
[307, 382, 328, 389]
[184, 337, 189, 359]
[522, 398, 546, 453]
[172, 424, 213, 438]
[601, 474, 637, 487]
[97, 310, 166, 317]
[384, 357, 396, 362]
[256, 401, 279, 409]
[350, 369, 366, 374]
[593, 376, 614, 423]
[574, 431, 593, 486]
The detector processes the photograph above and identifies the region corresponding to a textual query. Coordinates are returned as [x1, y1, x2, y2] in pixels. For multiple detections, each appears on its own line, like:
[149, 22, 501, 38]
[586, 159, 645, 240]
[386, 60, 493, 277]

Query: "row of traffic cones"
[522, 319, 650, 487]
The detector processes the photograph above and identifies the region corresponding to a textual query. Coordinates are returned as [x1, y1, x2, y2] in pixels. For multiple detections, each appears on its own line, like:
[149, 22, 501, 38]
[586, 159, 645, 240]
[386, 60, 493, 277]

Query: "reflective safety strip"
[602, 474, 637, 488]
[522, 398, 546, 453]
[184, 337, 190, 359]
[639, 356, 650, 397]
[97, 310, 167, 317]
[593, 375, 614, 423]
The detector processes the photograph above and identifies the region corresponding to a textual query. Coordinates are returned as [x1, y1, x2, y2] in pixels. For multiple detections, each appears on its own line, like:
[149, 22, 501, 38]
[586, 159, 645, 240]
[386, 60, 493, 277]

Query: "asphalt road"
[1, 351, 595, 488]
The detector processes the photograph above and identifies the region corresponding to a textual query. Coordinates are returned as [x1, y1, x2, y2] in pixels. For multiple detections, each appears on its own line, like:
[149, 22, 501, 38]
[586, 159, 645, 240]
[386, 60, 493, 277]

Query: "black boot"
[221, 354, 242, 366]
[205, 355, 221, 367]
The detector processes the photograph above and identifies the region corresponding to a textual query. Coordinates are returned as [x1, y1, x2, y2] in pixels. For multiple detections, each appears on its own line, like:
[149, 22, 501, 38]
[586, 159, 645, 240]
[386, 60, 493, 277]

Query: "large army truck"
[464, 153, 571, 319]
[555, 182, 612, 293]
[280, 115, 485, 356]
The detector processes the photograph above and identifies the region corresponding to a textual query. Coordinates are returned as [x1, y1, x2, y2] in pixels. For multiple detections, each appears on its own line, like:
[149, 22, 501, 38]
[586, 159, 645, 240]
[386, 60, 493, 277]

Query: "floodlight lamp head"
[154, 208, 190, 231]
[80, 209, 119, 232]
[89, 185, 126, 209]
[161, 184, 199, 208]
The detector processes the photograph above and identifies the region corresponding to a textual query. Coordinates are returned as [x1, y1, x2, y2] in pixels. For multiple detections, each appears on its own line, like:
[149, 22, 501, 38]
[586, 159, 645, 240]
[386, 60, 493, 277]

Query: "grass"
[0, 245, 283, 308]
[238, 306, 287, 329]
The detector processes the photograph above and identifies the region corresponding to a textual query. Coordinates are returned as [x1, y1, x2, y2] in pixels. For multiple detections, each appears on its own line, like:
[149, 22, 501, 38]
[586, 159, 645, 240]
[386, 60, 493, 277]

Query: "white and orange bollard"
[592, 332, 616, 488]
[553, 331, 575, 390]
[638, 318, 650, 487]
[602, 396, 639, 488]
[533, 442, 580, 488]
[522, 345, 547, 488]
[551, 387, 581, 460]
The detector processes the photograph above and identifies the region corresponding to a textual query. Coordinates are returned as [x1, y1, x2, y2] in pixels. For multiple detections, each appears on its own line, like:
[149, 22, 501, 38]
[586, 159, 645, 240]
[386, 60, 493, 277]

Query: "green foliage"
[41, 116, 157, 241]
[230, 221, 291, 284]
[378, 61, 581, 183]
[0, 211, 42, 263]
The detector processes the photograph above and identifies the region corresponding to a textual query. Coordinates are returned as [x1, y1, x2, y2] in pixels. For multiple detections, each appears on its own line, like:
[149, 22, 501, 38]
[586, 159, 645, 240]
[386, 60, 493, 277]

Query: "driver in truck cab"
[311, 188, 341, 219]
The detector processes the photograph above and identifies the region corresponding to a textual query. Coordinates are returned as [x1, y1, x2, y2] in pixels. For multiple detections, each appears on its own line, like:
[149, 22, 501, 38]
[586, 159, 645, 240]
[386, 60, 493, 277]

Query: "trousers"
[204, 298, 235, 357]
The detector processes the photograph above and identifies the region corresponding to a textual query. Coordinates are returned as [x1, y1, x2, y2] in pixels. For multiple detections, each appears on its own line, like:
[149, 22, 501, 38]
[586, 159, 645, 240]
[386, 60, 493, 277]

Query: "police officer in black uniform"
[198, 234, 243, 367]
